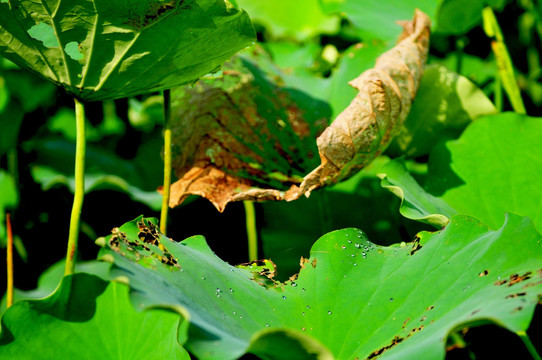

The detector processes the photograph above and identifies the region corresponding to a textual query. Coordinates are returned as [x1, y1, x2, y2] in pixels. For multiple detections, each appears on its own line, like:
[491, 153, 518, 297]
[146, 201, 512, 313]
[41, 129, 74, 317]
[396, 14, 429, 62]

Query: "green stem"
[160, 89, 172, 236]
[64, 98, 86, 276]
[244, 201, 257, 261]
[517, 331, 542, 360]
[495, 70, 503, 111]
[455, 37, 465, 74]
[6, 212, 13, 308]
[483, 6, 527, 114]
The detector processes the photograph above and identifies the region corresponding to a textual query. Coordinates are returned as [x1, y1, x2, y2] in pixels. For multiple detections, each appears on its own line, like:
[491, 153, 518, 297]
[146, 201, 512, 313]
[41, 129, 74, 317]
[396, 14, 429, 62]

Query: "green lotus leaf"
[99, 214, 542, 359]
[0, 274, 190, 359]
[320, 0, 439, 42]
[29, 137, 164, 210]
[0, 260, 110, 315]
[379, 113, 542, 233]
[235, 0, 339, 40]
[388, 64, 497, 158]
[0, 0, 255, 101]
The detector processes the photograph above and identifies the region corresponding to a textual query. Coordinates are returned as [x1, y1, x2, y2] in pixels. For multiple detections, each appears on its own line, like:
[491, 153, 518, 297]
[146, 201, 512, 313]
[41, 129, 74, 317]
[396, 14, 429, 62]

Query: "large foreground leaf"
[380, 112, 542, 232]
[99, 215, 542, 359]
[168, 11, 430, 211]
[0, 274, 189, 359]
[0, 0, 254, 101]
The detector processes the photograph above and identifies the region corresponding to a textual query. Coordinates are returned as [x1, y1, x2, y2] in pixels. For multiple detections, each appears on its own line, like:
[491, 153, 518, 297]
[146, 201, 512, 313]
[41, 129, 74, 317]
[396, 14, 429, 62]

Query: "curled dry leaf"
[168, 10, 430, 212]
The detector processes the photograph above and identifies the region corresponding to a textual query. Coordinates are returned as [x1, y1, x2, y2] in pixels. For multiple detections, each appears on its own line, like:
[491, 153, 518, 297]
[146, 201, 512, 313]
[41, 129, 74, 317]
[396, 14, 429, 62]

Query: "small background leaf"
[235, 0, 340, 40]
[380, 112, 542, 233]
[28, 135, 164, 210]
[388, 64, 497, 158]
[320, 0, 440, 42]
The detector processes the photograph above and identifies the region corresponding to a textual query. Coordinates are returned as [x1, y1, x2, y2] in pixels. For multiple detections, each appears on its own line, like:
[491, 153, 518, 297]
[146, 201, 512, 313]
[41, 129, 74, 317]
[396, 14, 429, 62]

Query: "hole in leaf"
[64, 41, 84, 61]
[27, 23, 59, 48]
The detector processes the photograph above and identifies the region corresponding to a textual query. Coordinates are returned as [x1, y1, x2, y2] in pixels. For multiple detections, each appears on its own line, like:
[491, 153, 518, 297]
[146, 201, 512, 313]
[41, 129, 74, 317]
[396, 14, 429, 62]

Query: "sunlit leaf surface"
[99, 215, 542, 359]
[0, 0, 255, 101]
[380, 113, 542, 233]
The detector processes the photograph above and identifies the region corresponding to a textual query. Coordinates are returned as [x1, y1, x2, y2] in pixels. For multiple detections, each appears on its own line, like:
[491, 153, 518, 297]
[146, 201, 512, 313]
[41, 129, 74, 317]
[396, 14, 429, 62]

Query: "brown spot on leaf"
[426, 305, 435, 311]
[494, 271, 533, 286]
[238, 259, 282, 289]
[402, 317, 411, 329]
[125, 0, 185, 29]
[505, 292, 527, 299]
[523, 280, 542, 289]
[410, 237, 422, 255]
[300, 256, 309, 269]
[367, 336, 405, 359]
[137, 218, 161, 246]
[478, 270, 489, 277]
[509, 272, 532, 285]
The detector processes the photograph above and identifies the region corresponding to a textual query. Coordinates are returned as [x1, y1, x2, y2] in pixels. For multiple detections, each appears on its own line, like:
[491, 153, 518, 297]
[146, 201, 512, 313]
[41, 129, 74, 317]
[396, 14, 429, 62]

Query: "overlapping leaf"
[0, 0, 255, 101]
[0, 274, 190, 359]
[98, 214, 542, 359]
[320, 0, 439, 42]
[235, 0, 339, 40]
[168, 11, 430, 211]
[167, 47, 331, 211]
[30, 136, 164, 210]
[388, 64, 497, 158]
[380, 112, 542, 232]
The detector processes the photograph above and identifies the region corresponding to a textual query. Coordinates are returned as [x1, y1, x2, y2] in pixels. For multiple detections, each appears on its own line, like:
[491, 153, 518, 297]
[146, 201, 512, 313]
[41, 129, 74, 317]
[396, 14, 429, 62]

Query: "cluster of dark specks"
[494, 271, 534, 286]
[107, 219, 180, 269]
[367, 305, 436, 358]
[137, 219, 161, 246]
[368, 336, 404, 359]
[124, 0, 191, 29]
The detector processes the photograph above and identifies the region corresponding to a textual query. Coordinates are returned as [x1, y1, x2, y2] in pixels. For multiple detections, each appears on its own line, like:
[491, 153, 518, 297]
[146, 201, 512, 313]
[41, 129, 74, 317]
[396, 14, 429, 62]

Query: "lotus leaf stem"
[244, 201, 257, 261]
[6, 212, 13, 308]
[64, 98, 86, 275]
[160, 89, 172, 236]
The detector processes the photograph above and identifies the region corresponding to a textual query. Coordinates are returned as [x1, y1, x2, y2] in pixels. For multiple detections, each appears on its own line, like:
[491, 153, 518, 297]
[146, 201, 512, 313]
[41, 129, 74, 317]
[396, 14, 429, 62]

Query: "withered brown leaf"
[167, 10, 430, 212]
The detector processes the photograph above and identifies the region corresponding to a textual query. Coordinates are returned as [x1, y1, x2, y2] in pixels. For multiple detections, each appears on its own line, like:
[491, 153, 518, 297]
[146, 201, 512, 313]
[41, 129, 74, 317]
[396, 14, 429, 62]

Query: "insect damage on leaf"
[494, 271, 534, 286]
[125, 0, 187, 29]
[237, 259, 282, 289]
[107, 218, 180, 270]
[166, 10, 431, 212]
[299, 256, 317, 269]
